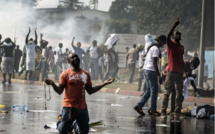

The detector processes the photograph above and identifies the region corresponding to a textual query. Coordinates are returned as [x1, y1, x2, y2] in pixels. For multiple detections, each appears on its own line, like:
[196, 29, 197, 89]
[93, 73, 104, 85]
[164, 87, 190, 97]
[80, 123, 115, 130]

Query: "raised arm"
[167, 17, 180, 42]
[34, 27, 37, 44]
[40, 33, 43, 43]
[71, 37, 75, 47]
[10, 40, 16, 46]
[0, 38, 5, 45]
[45, 78, 65, 95]
[86, 78, 115, 95]
[25, 27, 31, 44]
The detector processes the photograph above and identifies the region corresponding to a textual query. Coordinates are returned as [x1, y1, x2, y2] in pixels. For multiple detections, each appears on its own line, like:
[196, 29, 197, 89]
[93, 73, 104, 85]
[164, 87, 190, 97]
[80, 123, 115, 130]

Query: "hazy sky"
[37, 0, 115, 12]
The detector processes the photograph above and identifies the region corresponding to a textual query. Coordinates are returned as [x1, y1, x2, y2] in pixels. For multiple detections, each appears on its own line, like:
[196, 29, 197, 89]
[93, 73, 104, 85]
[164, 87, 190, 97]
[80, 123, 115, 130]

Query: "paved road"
[0, 83, 214, 134]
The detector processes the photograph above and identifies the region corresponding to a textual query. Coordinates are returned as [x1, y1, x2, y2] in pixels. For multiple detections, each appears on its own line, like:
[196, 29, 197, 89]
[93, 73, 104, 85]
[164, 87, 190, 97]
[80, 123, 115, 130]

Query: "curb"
[102, 88, 214, 104]
[10, 79, 214, 104]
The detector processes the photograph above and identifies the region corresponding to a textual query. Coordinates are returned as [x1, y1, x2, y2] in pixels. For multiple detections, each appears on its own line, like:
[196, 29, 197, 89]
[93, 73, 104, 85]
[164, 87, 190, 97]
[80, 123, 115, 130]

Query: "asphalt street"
[0, 82, 214, 134]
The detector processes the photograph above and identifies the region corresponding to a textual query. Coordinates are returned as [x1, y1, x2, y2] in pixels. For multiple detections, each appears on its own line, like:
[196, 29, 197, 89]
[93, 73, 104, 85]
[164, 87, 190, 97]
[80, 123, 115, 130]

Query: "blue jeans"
[138, 70, 158, 112]
[57, 107, 89, 134]
[90, 58, 98, 80]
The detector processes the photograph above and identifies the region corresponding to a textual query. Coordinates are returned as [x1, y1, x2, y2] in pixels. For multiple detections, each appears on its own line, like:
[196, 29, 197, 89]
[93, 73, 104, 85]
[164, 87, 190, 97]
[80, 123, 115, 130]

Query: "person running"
[44, 53, 114, 134]
[161, 18, 184, 119]
[134, 35, 166, 116]
[0, 37, 16, 84]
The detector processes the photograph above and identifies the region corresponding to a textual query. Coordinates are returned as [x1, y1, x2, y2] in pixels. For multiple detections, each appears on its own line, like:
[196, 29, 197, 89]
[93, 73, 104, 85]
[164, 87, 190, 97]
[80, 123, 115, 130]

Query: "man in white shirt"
[86, 40, 102, 80]
[134, 35, 166, 116]
[22, 27, 37, 81]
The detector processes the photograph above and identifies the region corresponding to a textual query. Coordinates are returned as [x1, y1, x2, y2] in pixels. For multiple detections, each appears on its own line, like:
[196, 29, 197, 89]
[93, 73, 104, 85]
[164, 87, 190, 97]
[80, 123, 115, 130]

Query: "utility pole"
[198, 0, 206, 88]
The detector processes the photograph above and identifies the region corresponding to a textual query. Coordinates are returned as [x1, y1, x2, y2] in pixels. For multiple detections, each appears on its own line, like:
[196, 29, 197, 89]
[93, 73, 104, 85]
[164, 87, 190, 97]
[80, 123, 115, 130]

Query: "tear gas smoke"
[0, 1, 109, 51]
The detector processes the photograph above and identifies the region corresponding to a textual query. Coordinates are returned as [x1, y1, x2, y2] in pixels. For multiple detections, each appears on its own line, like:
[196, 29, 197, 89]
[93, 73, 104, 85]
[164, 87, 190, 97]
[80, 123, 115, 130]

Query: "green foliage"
[109, 0, 203, 51]
[89, 120, 103, 127]
[106, 19, 131, 33]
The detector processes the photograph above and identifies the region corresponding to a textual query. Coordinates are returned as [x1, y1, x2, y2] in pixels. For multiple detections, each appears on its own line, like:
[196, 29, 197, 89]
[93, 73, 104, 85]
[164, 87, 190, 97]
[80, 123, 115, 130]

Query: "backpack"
[145, 44, 161, 58]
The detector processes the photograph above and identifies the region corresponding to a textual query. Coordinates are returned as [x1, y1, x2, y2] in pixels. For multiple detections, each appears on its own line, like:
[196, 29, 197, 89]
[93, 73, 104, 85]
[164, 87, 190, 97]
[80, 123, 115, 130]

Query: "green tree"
[109, 0, 203, 51]
[106, 19, 131, 33]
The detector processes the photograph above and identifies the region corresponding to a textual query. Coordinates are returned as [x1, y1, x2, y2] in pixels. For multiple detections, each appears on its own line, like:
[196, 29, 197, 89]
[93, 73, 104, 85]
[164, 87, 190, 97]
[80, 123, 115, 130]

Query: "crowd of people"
[0, 19, 213, 134]
[0, 28, 119, 84]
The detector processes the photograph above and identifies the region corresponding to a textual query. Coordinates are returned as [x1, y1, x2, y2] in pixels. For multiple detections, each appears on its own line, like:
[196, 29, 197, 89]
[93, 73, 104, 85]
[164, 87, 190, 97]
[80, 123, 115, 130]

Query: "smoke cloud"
[0, 1, 109, 52]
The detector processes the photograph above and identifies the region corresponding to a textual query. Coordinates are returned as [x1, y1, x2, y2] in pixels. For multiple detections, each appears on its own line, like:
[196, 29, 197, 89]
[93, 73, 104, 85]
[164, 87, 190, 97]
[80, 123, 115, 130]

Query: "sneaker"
[134, 105, 145, 116]
[148, 110, 161, 116]
[160, 112, 167, 118]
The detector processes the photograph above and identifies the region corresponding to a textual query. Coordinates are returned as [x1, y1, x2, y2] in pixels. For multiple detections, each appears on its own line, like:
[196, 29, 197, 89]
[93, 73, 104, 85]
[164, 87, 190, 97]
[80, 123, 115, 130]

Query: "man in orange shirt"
[45, 53, 114, 134]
